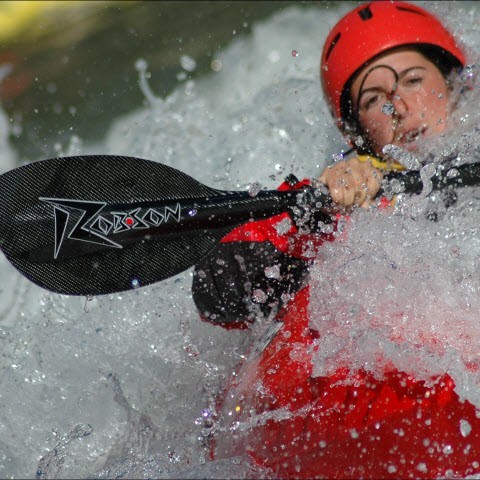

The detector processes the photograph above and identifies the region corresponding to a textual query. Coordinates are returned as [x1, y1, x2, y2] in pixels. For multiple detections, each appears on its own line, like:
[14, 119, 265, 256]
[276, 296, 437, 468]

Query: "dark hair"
[339, 44, 463, 155]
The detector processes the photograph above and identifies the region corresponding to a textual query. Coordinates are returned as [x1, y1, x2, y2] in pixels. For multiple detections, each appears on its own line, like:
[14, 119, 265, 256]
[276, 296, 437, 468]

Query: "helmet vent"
[358, 6, 373, 21]
[325, 32, 341, 61]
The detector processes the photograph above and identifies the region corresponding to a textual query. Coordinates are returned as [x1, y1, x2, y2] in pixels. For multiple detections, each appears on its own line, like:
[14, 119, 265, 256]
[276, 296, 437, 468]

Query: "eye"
[361, 94, 383, 111]
[402, 74, 424, 90]
[364, 97, 378, 109]
[406, 77, 422, 85]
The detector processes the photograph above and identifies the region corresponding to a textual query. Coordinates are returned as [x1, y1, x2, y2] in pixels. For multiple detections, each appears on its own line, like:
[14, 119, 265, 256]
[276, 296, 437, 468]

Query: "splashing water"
[1, 1, 480, 478]
[309, 20, 480, 407]
[309, 192, 480, 400]
[308, 17, 480, 402]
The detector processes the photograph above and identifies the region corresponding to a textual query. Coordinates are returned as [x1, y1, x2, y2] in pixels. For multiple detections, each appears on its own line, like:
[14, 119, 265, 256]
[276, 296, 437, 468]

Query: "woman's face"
[350, 49, 450, 155]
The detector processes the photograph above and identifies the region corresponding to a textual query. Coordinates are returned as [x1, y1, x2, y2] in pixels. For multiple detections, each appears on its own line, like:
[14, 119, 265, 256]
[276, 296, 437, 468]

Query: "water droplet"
[134, 58, 147, 72]
[176, 71, 187, 81]
[416, 462, 428, 473]
[211, 59, 222, 72]
[264, 265, 281, 279]
[349, 428, 359, 439]
[443, 444, 453, 454]
[275, 217, 293, 235]
[388, 465, 397, 474]
[461, 64, 476, 81]
[180, 55, 197, 72]
[460, 419, 472, 437]
[281, 293, 292, 303]
[382, 102, 395, 115]
[355, 136, 364, 146]
[248, 182, 262, 197]
[252, 289, 267, 303]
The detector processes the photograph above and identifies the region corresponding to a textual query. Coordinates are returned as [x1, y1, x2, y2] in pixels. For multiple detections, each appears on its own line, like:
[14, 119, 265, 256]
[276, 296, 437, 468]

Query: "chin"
[403, 142, 419, 153]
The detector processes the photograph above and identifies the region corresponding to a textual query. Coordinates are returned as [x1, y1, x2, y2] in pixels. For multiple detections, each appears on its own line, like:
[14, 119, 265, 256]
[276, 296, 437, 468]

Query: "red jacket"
[192, 181, 480, 479]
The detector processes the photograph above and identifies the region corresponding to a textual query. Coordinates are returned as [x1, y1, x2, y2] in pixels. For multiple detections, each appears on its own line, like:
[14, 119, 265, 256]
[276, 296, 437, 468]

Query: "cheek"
[360, 114, 391, 138]
[416, 96, 448, 132]
[416, 83, 449, 118]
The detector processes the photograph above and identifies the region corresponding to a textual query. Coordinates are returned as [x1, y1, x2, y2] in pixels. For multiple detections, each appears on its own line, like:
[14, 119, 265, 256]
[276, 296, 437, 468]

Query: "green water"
[1, 0, 328, 162]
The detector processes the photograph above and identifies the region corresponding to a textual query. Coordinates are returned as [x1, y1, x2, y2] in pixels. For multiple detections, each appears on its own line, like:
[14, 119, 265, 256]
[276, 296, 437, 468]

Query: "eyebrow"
[357, 66, 427, 103]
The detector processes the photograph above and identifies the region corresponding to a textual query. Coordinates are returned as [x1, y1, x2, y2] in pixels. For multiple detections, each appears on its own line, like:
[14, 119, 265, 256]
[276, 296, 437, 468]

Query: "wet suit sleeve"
[192, 240, 309, 328]
[192, 175, 337, 328]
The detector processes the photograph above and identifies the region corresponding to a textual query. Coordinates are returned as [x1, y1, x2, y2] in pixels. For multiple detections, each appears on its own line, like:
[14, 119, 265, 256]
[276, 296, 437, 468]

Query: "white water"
[0, 2, 479, 478]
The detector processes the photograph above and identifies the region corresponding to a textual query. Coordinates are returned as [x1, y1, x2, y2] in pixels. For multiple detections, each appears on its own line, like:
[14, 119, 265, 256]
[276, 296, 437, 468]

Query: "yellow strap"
[357, 154, 405, 172]
[356, 155, 402, 207]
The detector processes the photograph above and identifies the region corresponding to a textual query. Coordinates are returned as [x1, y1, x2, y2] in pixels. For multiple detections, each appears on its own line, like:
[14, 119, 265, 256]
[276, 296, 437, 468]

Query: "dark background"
[0, 1, 330, 161]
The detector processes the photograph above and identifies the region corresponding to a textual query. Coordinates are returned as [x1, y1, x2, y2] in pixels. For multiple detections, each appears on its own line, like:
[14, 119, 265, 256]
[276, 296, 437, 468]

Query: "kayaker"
[318, 0, 466, 210]
[192, 2, 479, 478]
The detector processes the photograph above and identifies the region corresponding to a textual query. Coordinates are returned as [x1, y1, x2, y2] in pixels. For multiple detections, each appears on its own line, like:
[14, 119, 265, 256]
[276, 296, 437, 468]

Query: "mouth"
[399, 126, 428, 145]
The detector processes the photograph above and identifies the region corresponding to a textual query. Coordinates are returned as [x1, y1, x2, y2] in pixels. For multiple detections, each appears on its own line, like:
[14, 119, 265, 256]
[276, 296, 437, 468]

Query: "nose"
[390, 93, 408, 116]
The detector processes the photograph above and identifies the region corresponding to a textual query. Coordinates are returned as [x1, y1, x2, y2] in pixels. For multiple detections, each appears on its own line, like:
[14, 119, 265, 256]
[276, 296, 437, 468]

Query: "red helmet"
[321, 1, 466, 128]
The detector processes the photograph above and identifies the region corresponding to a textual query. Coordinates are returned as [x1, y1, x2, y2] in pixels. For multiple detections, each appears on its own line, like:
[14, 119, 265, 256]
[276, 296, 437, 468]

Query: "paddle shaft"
[1, 154, 479, 295]
[381, 162, 480, 195]
[24, 188, 314, 262]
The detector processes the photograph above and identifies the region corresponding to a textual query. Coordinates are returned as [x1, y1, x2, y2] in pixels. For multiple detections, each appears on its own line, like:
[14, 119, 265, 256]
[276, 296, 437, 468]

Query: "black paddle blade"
[7, 153, 470, 297]
[0, 155, 232, 296]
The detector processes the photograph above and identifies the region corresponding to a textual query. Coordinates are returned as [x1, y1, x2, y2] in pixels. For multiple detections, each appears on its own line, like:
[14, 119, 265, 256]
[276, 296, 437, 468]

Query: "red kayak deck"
[213, 287, 480, 479]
